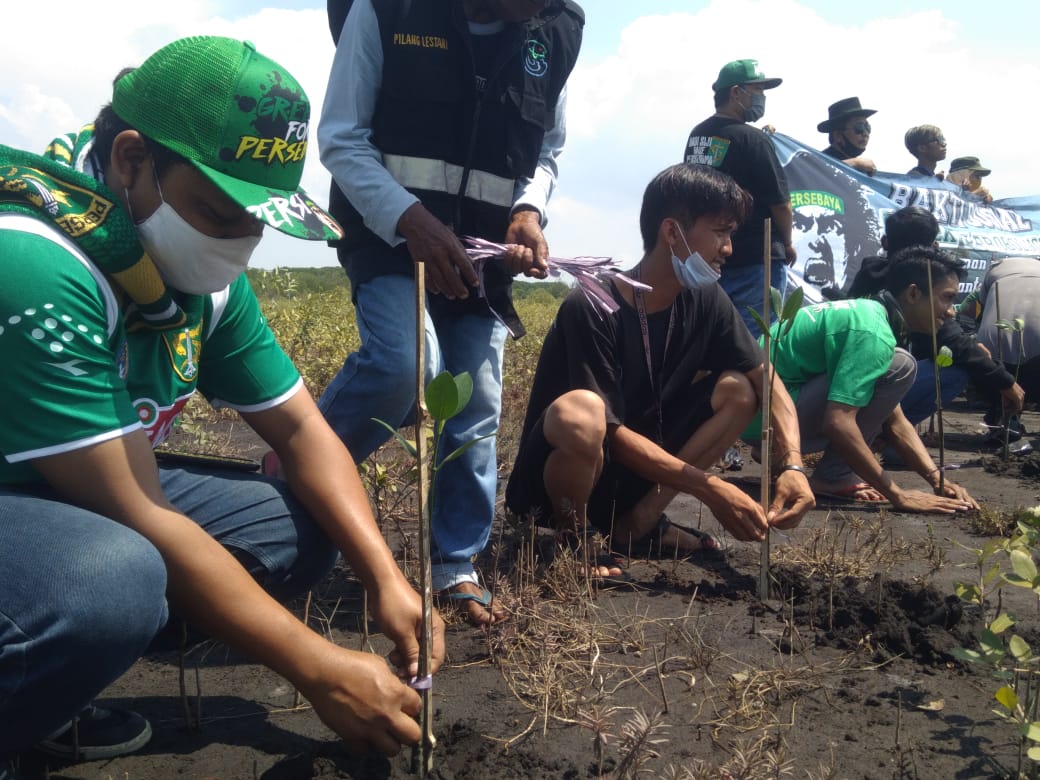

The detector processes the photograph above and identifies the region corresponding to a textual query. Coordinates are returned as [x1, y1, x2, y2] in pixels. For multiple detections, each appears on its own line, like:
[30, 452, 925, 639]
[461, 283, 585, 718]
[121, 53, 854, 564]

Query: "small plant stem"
[412, 263, 435, 778]
[759, 218, 773, 602]
[652, 644, 670, 714]
[925, 260, 946, 493]
[994, 283, 1012, 461]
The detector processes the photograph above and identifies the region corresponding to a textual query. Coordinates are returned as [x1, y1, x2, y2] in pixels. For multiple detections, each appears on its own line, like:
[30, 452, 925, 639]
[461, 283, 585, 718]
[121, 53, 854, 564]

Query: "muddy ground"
[18, 401, 1040, 779]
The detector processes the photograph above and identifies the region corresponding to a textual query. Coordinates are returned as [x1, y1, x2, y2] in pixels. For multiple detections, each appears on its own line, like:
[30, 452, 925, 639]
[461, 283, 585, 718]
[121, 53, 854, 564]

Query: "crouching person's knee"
[714, 370, 758, 422]
[544, 390, 607, 458]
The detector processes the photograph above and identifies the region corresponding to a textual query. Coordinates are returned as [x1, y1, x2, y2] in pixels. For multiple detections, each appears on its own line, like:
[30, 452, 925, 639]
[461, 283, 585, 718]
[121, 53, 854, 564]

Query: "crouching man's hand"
[302, 645, 423, 755]
[700, 474, 769, 541]
[769, 468, 815, 530]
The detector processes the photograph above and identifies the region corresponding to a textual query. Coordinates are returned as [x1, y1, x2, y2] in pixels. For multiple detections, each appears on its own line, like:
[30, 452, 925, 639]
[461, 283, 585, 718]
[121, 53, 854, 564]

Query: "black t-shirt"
[516, 281, 763, 453]
[684, 116, 789, 267]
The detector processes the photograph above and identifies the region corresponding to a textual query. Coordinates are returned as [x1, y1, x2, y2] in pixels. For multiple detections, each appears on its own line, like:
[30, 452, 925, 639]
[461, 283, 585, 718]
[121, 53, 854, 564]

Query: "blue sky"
[2, 0, 1037, 269]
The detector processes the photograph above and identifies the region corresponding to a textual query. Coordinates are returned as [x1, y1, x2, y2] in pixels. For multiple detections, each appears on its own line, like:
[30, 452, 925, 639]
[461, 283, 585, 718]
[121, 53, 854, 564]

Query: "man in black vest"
[318, 0, 584, 625]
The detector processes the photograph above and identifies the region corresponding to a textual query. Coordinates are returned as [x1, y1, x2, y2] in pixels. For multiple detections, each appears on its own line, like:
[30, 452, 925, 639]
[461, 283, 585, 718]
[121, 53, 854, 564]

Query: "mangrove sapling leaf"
[991, 612, 1016, 635]
[997, 685, 1021, 712]
[371, 418, 418, 458]
[435, 433, 495, 468]
[1009, 634, 1034, 662]
[426, 371, 473, 425]
[1029, 746, 1040, 761]
[935, 345, 954, 369]
[1022, 722, 1040, 743]
[1006, 548, 1039, 586]
[955, 582, 981, 603]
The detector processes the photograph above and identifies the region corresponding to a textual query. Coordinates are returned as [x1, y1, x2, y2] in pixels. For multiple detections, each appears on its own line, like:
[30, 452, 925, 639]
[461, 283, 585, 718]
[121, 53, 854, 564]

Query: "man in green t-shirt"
[0, 36, 443, 766]
[763, 246, 977, 512]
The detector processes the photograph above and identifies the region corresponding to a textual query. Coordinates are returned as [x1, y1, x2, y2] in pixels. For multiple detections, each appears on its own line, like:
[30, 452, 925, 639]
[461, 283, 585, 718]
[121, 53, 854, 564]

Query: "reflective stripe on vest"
[383, 154, 515, 208]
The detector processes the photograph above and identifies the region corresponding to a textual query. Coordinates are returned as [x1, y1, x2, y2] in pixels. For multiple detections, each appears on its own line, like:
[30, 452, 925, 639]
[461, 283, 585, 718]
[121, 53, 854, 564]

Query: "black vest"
[329, 0, 584, 334]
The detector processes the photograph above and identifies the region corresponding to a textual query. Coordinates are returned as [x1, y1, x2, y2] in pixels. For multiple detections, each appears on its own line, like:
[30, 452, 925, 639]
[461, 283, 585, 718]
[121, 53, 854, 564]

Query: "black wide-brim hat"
[817, 96, 877, 132]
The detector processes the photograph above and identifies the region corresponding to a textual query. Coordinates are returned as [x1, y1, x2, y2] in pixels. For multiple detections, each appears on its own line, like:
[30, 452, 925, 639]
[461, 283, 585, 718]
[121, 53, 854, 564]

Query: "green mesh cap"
[113, 36, 342, 241]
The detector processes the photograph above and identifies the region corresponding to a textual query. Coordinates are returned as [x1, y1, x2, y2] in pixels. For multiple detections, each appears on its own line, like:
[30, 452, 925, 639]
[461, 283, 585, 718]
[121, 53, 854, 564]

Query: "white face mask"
[130, 172, 261, 295]
[669, 220, 720, 289]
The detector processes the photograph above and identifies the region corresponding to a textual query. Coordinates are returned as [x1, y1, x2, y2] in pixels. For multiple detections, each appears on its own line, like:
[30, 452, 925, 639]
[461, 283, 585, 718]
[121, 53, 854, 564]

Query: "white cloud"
[547, 0, 1040, 265]
[1, 0, 1036, 271]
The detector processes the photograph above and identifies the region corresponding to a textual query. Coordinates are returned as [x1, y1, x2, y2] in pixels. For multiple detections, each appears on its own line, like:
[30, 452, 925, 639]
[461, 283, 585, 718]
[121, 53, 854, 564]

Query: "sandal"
[434, 583, 505, 626]
[623, 513, 725, 560]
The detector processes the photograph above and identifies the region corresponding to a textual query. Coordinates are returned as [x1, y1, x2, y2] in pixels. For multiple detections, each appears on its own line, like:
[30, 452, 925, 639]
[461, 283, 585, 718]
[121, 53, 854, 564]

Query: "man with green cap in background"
[684, 58, 796, 337]
[0, 36, 444, 774]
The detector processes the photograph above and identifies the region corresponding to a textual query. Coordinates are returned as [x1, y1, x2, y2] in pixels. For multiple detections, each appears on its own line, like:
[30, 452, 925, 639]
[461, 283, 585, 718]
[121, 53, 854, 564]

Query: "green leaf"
[1009, 634, 1033, 662]
[996, 319, 1015, 331]
[781, 285, 805, 323]
[935, 345, 954, 368]
[989, 613, 1016, 635]
[954, 582, 981, 603]
[995, 685, 1019, 712]
[1015, 317, 1026, 331]
[769, 286, 783, 321]
[747, 307, 770, 337]
[370, 418, 417, 458]
[433, 433, 495, 470]
[1027, 746, 1040, 761]
[425, 371, 473, 422]
[950, 646, 982, 664]
[1022, 722, 1040, 743]
[1010, 548, 1038, 582]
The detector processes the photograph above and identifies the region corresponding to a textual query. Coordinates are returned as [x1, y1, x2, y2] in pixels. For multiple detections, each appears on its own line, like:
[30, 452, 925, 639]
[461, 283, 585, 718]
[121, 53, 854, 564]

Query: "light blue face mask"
[670, 221, 720, 289]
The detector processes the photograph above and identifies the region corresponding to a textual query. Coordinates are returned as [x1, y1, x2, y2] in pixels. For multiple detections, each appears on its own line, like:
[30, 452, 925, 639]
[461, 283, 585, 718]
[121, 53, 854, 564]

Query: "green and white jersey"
[768, 298, 896, 408]
[0, 212, 301, 485]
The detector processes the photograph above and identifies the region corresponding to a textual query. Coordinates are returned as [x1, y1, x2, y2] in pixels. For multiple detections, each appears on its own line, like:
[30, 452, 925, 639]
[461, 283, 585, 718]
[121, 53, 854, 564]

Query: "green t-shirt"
[768, 298, 896, 407]
[0, 212, 301, 484]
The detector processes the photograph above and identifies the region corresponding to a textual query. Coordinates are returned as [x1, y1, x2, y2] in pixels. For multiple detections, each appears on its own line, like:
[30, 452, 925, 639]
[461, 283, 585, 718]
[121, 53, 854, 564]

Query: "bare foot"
[436, 581, 507, 627]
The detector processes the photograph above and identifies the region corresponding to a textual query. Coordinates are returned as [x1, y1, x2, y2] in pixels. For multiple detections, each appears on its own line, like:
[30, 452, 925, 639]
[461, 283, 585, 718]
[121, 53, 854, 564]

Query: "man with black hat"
[819, 97, 878, 176]
[948, 156, 993, 203]
[684, 59, 795, 337]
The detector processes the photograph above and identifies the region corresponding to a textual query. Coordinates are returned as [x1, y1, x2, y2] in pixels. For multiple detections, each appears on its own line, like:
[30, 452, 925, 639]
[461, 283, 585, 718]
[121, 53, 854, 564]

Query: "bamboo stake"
[924, 259, 946, 493]
[759, 219, 773, 602]
[412, 262, 434, 777]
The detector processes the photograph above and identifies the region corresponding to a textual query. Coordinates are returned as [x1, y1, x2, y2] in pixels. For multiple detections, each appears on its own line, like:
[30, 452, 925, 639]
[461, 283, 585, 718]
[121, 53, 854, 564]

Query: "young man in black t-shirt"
[505, 164, 814, 572]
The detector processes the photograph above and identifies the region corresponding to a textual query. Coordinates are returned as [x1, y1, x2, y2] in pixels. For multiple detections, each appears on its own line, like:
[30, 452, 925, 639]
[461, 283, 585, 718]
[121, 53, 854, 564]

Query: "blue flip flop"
[435, 586, 493, 608]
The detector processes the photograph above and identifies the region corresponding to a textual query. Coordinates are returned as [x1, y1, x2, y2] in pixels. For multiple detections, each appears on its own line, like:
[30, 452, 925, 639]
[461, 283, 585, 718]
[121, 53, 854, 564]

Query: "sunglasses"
[849, 121, 871, 134]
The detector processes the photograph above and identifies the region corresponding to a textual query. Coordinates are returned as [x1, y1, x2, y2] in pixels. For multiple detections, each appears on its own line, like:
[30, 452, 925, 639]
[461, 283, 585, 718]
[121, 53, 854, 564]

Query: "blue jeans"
[900, 361, 970, 425]
[318, 274, 507, 592]
[719, 260, 790, 338]
[0, 466, 336, 752]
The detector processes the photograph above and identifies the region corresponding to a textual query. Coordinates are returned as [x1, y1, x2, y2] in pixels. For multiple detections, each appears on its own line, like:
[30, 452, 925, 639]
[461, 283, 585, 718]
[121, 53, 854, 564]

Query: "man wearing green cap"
[684, 59, 796, 338]
[0, 36, 443, 767]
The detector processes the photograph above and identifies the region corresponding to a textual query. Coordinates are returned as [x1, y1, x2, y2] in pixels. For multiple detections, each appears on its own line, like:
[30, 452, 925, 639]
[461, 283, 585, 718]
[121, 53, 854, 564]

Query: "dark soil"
[17, 402, 1040, 780]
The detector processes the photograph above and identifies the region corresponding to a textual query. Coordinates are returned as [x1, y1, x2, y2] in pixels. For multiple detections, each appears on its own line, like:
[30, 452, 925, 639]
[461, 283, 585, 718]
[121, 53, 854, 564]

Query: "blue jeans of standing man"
[900, 361, 970, 426]
[0, 466, 336, 753]
[719, 259, 790, 338]
[318, 273, 507, 593]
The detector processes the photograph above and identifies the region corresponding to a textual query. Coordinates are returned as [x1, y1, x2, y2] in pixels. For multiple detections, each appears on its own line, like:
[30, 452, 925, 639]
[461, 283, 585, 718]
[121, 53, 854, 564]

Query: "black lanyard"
[632, 269, 676, 443]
